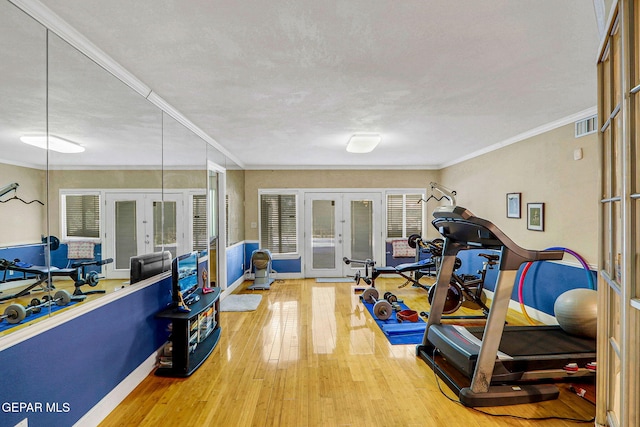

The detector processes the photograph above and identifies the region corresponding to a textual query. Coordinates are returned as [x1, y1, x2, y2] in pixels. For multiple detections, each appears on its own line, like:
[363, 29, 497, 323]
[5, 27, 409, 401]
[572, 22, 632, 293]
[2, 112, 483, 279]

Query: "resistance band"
[517, 247, 594, 325]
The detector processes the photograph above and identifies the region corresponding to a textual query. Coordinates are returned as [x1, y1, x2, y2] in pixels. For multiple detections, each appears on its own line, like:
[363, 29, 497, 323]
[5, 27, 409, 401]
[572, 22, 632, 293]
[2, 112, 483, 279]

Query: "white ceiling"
[12, 0, 601, 169]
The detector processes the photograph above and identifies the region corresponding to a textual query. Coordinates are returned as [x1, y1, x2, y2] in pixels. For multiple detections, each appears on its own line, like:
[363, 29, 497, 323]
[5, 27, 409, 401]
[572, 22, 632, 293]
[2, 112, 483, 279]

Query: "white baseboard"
[73, 349, 159, 427]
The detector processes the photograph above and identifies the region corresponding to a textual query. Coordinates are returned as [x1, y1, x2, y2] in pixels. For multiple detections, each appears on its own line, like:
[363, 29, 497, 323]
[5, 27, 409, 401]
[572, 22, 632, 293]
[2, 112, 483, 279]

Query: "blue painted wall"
[0, 277, 172, 427]
[455, 249, 596, 316]
[244, 241, 301, 274]
[226, 243, 246, 286]
[0, 243, 106, 276]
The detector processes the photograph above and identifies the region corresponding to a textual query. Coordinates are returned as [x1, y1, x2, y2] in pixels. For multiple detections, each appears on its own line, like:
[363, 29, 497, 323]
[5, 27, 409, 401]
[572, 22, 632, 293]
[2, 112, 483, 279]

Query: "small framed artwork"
[506, 193, 521, 218]
[527, 203, 545, 231]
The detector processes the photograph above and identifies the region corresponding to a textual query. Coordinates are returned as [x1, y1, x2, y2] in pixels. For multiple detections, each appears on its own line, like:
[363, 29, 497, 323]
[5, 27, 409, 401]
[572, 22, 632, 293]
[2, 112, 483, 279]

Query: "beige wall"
[0, 163, 46, 246]
[244, 169, 440, 241]
[226, 169, 245, 245]
[440, 123, 599, 265]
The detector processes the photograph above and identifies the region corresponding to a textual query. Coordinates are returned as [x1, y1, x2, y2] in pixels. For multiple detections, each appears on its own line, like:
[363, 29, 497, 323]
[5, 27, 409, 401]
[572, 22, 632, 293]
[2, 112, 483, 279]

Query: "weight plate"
[42, 295, 51, 302]
[30, 298, 41, 307]
[54, 289, 72, 306]
[373, 300, 392, 320]
[407, 234, 421, 249]
[87, 271, 100, 286]
[4, 304, 27, 324]
[362, 287, 379, 304]
[428, 282, 463, 314]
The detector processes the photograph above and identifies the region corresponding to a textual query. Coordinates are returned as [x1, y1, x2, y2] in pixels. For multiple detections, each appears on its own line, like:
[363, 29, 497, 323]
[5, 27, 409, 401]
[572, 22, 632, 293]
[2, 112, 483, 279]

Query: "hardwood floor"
[99, 278, 595, 427]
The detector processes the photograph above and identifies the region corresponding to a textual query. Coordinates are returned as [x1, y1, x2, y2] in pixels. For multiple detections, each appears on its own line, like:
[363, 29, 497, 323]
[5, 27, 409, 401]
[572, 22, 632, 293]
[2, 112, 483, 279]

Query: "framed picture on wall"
[527, 203, 544, 231]
[506, 193, 521, 218]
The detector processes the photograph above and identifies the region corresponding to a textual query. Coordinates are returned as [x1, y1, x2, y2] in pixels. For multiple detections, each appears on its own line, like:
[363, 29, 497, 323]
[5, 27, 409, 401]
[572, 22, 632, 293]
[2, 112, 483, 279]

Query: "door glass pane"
[613, 113, 623, 197]
[155, 201, 177, 257]
[312, 200, 335, 269]
[603, 202, 611, 274]
[602, 45, 611, 117]
[613, 27, 622, 106]
[636, 199, 640, 299]
[351, 200, 373, 261]
[635, 95, 640, 194]
[612, 200, 622, 283]
[209, 171, 218, 286]
[115, 201, 137, 270]
[610, 346, 621, 426]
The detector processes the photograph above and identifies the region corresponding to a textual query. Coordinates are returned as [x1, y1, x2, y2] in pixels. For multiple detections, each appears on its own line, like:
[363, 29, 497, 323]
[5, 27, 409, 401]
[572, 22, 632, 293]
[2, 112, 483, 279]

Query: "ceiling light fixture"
[346, 133, 381, 153]
[20, 135, 85, 154]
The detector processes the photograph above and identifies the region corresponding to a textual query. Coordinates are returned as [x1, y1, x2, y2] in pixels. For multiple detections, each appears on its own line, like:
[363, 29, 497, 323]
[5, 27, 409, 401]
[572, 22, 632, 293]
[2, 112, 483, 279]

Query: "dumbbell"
[383, 291, 403, 311]
[361, 287, 393, 320]
[383, 292, 399, 303]
[28, 290, 73, 314]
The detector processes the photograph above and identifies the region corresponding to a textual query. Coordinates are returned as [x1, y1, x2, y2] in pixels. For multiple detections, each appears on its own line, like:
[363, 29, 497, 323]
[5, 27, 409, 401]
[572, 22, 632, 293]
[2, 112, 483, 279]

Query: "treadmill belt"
[466, 325, 596, 357]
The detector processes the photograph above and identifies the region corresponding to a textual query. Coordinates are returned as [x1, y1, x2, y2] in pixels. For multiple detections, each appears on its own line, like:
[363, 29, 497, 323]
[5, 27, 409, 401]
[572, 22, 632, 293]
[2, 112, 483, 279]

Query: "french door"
[304, 192, 381, 278]
[104, 192, 185, 279]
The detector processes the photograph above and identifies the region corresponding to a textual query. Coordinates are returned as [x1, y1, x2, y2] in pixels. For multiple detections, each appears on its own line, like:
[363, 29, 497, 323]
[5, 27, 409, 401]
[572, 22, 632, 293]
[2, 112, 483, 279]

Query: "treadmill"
[416, 204, 596, 407]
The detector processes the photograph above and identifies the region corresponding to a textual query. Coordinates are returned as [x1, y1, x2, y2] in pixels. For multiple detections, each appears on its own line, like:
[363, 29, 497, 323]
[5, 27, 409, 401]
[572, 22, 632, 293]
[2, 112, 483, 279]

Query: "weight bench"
[0, 259, 77, 301]
[343, 257, 436, 289]
[0, 257, 113, 301]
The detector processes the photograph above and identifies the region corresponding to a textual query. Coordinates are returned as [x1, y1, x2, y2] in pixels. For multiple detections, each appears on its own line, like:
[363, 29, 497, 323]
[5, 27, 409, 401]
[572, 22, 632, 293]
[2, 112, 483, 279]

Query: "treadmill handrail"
[432, 206, 563, 270]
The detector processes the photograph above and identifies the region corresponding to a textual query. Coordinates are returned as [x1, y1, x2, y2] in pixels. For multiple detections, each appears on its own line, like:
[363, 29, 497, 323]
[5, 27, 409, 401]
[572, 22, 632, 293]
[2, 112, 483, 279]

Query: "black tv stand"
[155, 287, 221, 377]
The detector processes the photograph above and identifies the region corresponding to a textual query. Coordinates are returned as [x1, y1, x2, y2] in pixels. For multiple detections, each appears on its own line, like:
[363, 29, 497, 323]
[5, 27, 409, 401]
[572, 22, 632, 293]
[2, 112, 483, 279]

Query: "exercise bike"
[419, 238, 499, 319]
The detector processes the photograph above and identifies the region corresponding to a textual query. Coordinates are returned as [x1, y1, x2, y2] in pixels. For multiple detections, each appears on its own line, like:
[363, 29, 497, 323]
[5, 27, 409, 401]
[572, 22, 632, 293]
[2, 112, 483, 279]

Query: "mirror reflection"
[47, 31, 163, 290]
[0, 0, 237, 335]
[161, 112, 208, 259]
[0, 1, 50, 333]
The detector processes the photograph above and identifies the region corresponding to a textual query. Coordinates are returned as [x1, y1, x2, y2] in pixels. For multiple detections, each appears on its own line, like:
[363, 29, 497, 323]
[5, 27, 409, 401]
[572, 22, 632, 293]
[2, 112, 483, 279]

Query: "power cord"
[429, 347, 595, 424]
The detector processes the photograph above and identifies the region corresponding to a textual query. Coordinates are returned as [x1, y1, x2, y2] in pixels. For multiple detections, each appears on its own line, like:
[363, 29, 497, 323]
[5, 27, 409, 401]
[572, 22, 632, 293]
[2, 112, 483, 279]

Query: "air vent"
[575, 115, 598, 137]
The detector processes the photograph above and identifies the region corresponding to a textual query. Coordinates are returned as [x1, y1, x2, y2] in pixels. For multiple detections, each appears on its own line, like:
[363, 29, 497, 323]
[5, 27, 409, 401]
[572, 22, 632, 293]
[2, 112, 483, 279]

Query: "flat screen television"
[172, 251, 200, 304]
[129, 251, 172, 285]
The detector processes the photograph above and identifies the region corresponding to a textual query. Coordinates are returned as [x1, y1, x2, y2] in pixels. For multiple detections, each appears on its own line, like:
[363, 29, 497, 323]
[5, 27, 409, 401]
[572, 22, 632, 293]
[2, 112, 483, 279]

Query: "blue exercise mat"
[361, 299, 426, 345]
[0, 300, 79, 333]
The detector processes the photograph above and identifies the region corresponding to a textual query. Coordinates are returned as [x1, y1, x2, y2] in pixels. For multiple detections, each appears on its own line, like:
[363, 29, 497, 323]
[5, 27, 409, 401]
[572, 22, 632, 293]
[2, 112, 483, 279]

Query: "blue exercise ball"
[554, 288, 597, 339]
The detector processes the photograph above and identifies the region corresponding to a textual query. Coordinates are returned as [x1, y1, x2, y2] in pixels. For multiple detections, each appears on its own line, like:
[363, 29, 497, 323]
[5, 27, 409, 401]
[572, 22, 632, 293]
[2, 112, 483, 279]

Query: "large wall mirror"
[0, 0, 227, 336]
[0, 1, 51, 334]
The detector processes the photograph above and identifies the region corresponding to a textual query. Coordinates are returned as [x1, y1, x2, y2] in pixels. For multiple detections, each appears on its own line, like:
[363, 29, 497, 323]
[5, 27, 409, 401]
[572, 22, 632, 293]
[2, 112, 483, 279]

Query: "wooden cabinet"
[155, 287, 221, 377]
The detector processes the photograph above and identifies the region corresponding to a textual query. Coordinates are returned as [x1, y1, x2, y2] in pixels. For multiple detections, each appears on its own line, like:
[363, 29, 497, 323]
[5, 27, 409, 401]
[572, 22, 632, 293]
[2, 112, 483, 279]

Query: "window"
[63, 193, 100, 239]
[386, 193, 423, 238]
[260, 193, 297, 255]
[192, 194, 207, 251]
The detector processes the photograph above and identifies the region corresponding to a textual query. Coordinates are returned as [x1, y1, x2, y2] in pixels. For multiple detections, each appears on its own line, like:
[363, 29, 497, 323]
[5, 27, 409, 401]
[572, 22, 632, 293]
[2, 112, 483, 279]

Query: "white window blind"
[405, 194, 423, 237]
[387, 194, 404, 238]
[65, 194, 100, 238]
[260, 194, 297, 254]
[192, 194, 207, 251]
[386, 194, 422, 238]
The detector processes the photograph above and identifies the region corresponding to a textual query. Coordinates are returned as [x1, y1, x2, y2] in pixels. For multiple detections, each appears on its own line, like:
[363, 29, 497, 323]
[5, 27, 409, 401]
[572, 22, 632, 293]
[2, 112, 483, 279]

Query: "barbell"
[361, 287, 393, 320]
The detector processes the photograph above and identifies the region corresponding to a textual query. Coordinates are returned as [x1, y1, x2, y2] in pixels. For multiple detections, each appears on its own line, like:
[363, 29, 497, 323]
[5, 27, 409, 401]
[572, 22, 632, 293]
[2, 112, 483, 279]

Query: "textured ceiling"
[8, 0, 601, 169]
